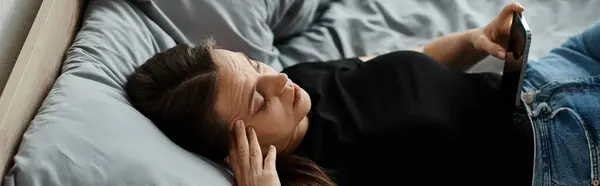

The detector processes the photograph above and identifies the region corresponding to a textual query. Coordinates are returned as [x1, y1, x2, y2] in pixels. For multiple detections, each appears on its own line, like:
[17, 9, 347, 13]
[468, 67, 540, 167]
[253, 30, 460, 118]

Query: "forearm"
[361, 3, 524, 70]
[359, 30, 487, 71]
[422, 29, 487, 71]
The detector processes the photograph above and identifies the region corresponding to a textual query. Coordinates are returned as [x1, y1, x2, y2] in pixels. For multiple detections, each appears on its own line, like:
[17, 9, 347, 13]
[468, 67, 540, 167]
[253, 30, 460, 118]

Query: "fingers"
[264, 145, 277, 172]
[233, 121, 251, 170]
[499, 2, 524, 19]
[228, 125, 243, 183]
[247, 127, 263, 172]
[228, 120, 278, 185]
[496, 3, 525, 35]
[474, 35, 506, 60]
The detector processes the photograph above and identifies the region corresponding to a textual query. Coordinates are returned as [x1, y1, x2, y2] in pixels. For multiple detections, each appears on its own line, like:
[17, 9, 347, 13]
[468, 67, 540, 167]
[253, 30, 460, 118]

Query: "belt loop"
[531, 102, 551, 118]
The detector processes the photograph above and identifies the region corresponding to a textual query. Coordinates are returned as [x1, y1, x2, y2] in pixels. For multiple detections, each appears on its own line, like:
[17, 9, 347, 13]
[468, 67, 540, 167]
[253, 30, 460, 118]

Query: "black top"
[283, 51, 533, 185]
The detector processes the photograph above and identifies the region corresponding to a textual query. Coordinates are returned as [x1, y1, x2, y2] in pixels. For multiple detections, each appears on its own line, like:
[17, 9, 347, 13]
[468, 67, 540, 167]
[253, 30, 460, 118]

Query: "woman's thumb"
[264, 145, 277, 171]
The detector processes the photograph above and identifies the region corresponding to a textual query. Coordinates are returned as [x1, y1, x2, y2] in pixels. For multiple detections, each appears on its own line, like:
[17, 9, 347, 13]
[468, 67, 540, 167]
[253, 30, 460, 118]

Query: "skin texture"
[212, 49, 311, 155]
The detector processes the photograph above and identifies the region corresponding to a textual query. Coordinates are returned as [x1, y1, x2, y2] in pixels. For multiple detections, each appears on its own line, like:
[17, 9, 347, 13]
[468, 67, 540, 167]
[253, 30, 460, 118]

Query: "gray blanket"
[134, 0, 600, 72]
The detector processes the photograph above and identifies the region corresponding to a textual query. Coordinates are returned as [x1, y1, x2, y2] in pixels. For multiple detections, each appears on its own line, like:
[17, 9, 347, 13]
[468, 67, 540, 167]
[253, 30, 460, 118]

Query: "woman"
[126, 3, 600, 186]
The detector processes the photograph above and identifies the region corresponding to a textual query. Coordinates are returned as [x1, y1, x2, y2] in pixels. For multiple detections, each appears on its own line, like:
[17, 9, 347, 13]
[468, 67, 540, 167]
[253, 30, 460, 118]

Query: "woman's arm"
[359, 31, 483, 71]
[421, 29, 488, 71]
[360, 3, 524, 72]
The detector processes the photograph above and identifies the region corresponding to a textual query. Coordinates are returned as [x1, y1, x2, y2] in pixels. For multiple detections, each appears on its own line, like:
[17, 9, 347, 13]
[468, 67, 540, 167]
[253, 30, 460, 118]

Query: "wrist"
[463, 28, 480, 49]
[465, 28, 490, 56]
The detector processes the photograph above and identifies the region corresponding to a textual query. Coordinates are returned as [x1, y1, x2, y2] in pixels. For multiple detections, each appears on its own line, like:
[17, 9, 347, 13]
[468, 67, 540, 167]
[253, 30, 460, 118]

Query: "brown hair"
[126, 38, 336, 186]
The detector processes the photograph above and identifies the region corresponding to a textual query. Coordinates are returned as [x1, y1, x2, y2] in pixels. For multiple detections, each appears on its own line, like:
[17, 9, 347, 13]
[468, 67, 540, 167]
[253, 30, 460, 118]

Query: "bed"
[1, 0, 599, 185]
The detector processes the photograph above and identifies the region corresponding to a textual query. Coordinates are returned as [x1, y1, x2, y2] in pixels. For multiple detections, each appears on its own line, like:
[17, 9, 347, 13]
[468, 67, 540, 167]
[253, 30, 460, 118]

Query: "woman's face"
[212, 49, 311, 150]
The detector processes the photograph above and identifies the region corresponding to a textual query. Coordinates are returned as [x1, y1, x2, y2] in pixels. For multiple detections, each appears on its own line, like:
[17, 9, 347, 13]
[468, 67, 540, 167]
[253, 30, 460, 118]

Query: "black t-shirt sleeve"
[284, 51, 506, 185]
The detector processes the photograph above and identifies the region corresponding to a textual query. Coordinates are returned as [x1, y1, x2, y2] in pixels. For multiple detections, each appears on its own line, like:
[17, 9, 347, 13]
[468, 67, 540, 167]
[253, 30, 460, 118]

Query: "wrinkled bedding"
[136, 0, 600, 72]
[4, 1, 597, 185]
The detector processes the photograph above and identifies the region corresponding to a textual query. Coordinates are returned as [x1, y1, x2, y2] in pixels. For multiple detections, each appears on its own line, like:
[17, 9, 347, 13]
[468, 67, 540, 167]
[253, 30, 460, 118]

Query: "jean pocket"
[546, 107, 596, 186]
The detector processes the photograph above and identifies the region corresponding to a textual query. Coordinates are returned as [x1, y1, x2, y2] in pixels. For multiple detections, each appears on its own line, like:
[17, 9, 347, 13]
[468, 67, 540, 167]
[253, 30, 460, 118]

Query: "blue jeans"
[522, 23, 600, 186]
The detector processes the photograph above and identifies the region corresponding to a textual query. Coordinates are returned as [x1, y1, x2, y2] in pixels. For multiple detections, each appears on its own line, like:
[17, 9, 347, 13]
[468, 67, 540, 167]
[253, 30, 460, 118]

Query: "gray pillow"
[136, 0, 325, 71]
[4, 0, 232, 185]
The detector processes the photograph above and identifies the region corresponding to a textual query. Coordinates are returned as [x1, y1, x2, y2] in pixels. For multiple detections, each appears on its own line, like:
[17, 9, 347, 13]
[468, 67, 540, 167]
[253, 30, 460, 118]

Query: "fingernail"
[498, 51, 506, 59]
[517, 3, 523, 9]
[235, 120, 243, 128]
[269, 145, 275, 150]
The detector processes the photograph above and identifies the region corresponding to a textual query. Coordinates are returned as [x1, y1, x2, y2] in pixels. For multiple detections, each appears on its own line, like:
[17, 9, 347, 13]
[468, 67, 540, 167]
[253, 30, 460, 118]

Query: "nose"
[257, 73, 292, 97]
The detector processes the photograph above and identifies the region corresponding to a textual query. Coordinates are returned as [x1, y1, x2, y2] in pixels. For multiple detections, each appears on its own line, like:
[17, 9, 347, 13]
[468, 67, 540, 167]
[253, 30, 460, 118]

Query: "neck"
[280, 116, 309, 154]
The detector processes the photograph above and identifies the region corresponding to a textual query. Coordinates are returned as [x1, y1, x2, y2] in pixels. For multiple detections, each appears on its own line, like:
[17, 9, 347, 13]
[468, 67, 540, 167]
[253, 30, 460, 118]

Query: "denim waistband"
[523, 75, 600, 186]
[521, 22, 600, 186]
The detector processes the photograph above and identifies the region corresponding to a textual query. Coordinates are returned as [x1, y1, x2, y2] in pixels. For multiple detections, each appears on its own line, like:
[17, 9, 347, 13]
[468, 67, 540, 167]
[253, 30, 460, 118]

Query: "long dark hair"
[126, 38, 336, 186]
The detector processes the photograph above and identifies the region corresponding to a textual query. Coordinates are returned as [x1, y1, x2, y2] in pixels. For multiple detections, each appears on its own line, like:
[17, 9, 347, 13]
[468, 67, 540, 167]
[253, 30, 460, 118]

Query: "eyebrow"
[242, 53, 259, 73]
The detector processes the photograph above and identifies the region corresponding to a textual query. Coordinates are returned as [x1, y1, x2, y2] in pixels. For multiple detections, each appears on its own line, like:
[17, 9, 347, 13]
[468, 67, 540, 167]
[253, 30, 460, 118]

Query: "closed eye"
[259, 99, 268, 112]
[255, 94, 267, 113]
[254, 61, 261, 73]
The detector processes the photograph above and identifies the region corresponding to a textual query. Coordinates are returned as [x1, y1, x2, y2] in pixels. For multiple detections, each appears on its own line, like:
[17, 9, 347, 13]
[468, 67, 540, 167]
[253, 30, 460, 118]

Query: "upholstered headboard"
[0, 0, 42, 93]
[0, 0, 83, 180]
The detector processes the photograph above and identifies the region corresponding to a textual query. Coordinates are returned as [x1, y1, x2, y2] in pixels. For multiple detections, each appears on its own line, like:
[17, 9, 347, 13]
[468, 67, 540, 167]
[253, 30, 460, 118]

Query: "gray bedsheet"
[135, 0, 600, 73]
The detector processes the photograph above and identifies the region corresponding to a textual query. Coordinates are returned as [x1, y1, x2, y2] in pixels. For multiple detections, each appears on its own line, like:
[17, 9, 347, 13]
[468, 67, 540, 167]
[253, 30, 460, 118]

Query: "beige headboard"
[0, 0, 83, 180]
[0, 0, 43, 94]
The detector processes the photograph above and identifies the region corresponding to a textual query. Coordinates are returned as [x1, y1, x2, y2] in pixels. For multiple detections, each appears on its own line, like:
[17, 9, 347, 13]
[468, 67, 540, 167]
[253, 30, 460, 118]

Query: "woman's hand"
[227, 120, 281, 186]
[420, 2, 525, 70]
[469, 2, 525, 60]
